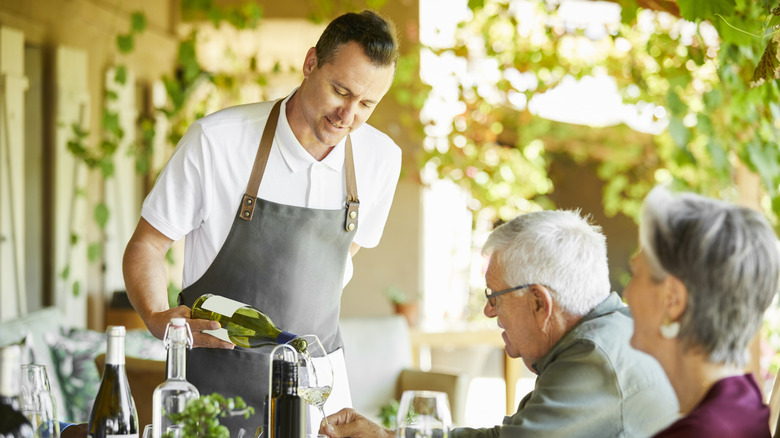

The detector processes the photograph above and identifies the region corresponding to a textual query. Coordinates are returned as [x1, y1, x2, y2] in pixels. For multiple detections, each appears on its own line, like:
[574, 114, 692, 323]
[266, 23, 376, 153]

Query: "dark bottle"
[272, 360, 306, 438]
[88, 326, 139, 438]
[0, 344, 34, 437]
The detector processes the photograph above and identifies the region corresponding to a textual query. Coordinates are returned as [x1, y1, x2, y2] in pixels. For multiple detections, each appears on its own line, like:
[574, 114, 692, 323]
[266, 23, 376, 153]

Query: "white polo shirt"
[142, 92, 402, 287]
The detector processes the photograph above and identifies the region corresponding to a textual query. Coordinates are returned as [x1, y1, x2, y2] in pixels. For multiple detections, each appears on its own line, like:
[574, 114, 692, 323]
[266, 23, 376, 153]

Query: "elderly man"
[321, 210, 678, 437]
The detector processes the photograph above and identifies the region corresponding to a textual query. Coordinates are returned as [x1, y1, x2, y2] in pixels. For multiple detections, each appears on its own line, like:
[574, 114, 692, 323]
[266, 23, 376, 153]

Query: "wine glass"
[20, 364, 61, 438]
[296, 335, 334, 427]
[396, 390, 452, 438]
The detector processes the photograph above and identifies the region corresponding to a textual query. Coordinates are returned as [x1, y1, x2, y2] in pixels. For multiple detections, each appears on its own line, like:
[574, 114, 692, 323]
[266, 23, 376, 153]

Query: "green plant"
[384, 285, 409, 304]
[377, 398, 399, 429]
[163, 393, 254, 438]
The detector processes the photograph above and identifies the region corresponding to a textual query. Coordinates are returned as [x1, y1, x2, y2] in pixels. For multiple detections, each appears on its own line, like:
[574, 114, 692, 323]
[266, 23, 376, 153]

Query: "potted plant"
[384, 286, 419, 327]
[164, 393, 254, 438]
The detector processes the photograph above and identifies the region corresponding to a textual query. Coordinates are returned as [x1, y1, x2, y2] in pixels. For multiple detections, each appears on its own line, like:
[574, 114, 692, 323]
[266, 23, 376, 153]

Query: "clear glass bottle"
[0, 344, 34, 437]
[151, 318, 199, 438]
[88, 326, 139, 438]
[191, 293, 307, 351]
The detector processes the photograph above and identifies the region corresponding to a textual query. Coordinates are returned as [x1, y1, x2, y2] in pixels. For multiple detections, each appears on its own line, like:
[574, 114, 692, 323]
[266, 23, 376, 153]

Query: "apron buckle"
[239, 194, 257, 221]
[345, 200, 360, 232]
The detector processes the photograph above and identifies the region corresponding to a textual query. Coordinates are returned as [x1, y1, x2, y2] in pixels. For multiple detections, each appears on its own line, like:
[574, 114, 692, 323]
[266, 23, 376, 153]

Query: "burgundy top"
[653, 374, 770, 438]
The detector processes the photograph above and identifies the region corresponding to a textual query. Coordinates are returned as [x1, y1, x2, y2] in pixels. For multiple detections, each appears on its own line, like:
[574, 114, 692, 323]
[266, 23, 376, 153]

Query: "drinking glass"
[296, 335, 334, 427]
[396, 390, 452, 438]
[20, 364, 61, 438]
[142, 424, 153, 438]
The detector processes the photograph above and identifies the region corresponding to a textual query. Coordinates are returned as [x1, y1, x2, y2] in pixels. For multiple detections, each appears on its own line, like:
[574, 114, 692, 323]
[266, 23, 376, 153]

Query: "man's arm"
[122, 218, 232, 349]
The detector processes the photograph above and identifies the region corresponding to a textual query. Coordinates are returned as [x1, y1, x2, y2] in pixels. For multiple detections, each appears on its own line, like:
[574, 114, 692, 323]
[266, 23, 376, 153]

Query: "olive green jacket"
[453, 293, 678, 438]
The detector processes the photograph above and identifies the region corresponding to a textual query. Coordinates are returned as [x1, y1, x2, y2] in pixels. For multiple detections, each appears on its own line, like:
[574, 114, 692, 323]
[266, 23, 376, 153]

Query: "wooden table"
[409, 327, 530, 415]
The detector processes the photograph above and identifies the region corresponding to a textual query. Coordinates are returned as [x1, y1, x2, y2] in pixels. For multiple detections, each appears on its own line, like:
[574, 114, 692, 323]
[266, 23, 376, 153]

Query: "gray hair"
[640, 186, 780, 367]
[482, 210, 611, 316]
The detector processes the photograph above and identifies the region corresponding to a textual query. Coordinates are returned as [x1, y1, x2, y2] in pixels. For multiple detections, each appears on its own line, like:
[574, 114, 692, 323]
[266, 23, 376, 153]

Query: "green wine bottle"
[88, 326, 139, 438]
[191, 294, 308, 351]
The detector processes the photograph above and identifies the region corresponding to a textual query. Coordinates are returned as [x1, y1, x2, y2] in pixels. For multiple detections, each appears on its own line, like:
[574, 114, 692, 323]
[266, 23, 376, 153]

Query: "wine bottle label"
[202, 328, 232, 344]
[201, 295, 244, 317]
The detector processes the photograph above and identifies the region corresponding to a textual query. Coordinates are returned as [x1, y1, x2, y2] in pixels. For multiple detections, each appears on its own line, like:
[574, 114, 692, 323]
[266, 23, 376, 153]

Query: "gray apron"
[178, 99, 359, 434]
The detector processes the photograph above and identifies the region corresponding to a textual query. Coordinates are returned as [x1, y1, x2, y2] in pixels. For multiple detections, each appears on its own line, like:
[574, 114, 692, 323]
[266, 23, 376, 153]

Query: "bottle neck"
[0, 346, 21, 398]
[106, 332, 126, 365]
[167, 341, 188, 380]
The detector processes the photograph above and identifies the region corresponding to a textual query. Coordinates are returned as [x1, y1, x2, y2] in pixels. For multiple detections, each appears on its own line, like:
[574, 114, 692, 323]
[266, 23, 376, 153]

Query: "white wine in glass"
[296, 335, 334, 427]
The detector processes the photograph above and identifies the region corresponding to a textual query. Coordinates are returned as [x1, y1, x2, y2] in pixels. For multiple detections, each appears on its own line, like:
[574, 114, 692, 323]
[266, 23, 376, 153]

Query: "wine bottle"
[0, 344, 34, 437]
[151, 318, 200, 438]
[190, 294, 307, 351]
[272, 360, 305, 438]
[88, 326, 139, 438]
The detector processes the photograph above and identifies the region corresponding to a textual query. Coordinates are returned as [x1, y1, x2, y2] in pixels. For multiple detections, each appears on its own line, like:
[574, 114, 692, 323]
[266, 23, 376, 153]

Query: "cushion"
[48, 327, 106, 422]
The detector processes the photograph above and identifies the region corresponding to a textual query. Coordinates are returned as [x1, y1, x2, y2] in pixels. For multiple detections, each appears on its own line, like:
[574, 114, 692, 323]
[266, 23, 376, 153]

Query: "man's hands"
[144, 305, 235, 350]
[319, 408, 394, 438]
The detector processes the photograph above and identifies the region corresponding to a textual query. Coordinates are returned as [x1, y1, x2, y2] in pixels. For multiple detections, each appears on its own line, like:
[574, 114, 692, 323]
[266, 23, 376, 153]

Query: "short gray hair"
[482, 210, 611, 316]
[640, 186, 780, 367]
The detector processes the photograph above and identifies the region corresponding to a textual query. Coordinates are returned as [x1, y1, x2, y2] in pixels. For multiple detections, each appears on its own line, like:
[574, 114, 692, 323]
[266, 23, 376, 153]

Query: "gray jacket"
[453, 292, 678, 438]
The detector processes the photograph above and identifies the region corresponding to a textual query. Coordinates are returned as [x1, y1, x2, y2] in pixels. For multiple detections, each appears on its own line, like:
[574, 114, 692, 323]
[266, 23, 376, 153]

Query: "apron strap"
[239, 100, 282, 221]
[238, 99, 360, 232]
[344, 136, 359, 232]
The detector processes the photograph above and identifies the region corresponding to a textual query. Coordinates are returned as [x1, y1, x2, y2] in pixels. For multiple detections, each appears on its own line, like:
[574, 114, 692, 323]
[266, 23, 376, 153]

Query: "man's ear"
[664, 275, 688, 321]
[302, 47, 317, 77]
[531, 285, 554, 329]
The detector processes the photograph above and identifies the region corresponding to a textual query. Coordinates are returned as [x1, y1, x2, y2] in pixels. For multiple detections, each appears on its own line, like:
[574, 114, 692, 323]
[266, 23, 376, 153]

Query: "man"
[122, 10, 401, 433]
[321, 210, 678, 437]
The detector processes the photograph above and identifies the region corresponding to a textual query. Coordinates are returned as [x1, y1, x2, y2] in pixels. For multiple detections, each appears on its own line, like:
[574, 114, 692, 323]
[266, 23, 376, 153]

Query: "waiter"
[123, 10, 401, 434]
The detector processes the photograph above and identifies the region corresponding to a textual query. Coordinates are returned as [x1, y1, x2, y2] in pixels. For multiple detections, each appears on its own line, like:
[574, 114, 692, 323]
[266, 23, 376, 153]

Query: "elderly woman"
[624, 186, 780, 437]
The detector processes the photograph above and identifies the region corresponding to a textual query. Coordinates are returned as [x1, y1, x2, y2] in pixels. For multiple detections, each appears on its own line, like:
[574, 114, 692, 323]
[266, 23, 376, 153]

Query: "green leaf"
[130, 12, 147, 33]
[669, 118, 692, 147]
[87, 242, 102, 262]
[116, 34, 134, 53]
[70, 232, 79, 245]
[750, 39, 779, 87]
[666, 89, 687, 116]
[72, 281, 81, 297]
[60, 264, 70, 280]
[677, 0, 735, 22]
[703, 89, 723, 111]
[94, 203, 110, 229]
[745, 140, 780, 195]
[114, 65, 127, 86]
[619, 0, 638, 24]
[102, 110, 121, 136]
[468, 0, 485, 11]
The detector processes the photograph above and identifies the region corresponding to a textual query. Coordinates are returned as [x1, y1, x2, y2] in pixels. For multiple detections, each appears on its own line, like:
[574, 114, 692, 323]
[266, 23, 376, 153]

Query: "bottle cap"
[171, 317, 186, 326]
[107, 325, 126, 336]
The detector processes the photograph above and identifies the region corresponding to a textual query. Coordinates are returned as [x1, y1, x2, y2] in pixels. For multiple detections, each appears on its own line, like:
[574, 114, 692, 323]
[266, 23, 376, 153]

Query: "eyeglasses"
[484, 283, 533, 307]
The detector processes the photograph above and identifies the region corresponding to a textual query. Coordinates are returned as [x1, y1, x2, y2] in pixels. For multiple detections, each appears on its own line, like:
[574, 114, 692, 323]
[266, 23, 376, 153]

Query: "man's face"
[483, 253, 546, 370]
[623, 249, 667, 356]
[297, 41, 395, 147]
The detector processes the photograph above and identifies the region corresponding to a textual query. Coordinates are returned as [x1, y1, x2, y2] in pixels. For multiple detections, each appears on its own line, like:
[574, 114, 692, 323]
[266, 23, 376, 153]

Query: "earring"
[659, 317, 680, 339]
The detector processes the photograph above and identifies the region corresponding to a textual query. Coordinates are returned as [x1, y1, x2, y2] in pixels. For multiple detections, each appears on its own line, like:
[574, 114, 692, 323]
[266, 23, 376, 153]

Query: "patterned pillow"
[47, 328, 105, 422]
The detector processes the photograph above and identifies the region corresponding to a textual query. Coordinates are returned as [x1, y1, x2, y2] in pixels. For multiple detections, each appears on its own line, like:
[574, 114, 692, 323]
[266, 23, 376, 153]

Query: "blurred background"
[1, 0, 779, 428]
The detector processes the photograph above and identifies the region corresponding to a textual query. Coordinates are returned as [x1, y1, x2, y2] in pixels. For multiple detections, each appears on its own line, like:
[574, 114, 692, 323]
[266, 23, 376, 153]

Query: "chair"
[339, 316, 469, 426]
[95, 354, 166, 429]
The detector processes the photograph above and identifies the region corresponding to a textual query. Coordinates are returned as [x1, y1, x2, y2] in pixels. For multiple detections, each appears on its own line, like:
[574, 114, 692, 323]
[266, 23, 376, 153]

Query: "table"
[409, 327, 530, 415]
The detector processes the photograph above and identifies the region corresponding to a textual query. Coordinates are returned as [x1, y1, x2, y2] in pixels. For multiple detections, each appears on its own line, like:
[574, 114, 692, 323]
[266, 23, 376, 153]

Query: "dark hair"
[315, 10, 399, 68]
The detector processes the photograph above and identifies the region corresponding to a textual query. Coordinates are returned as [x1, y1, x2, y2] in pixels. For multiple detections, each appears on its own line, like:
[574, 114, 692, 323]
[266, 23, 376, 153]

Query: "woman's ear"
[664, 275, 688, 321]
